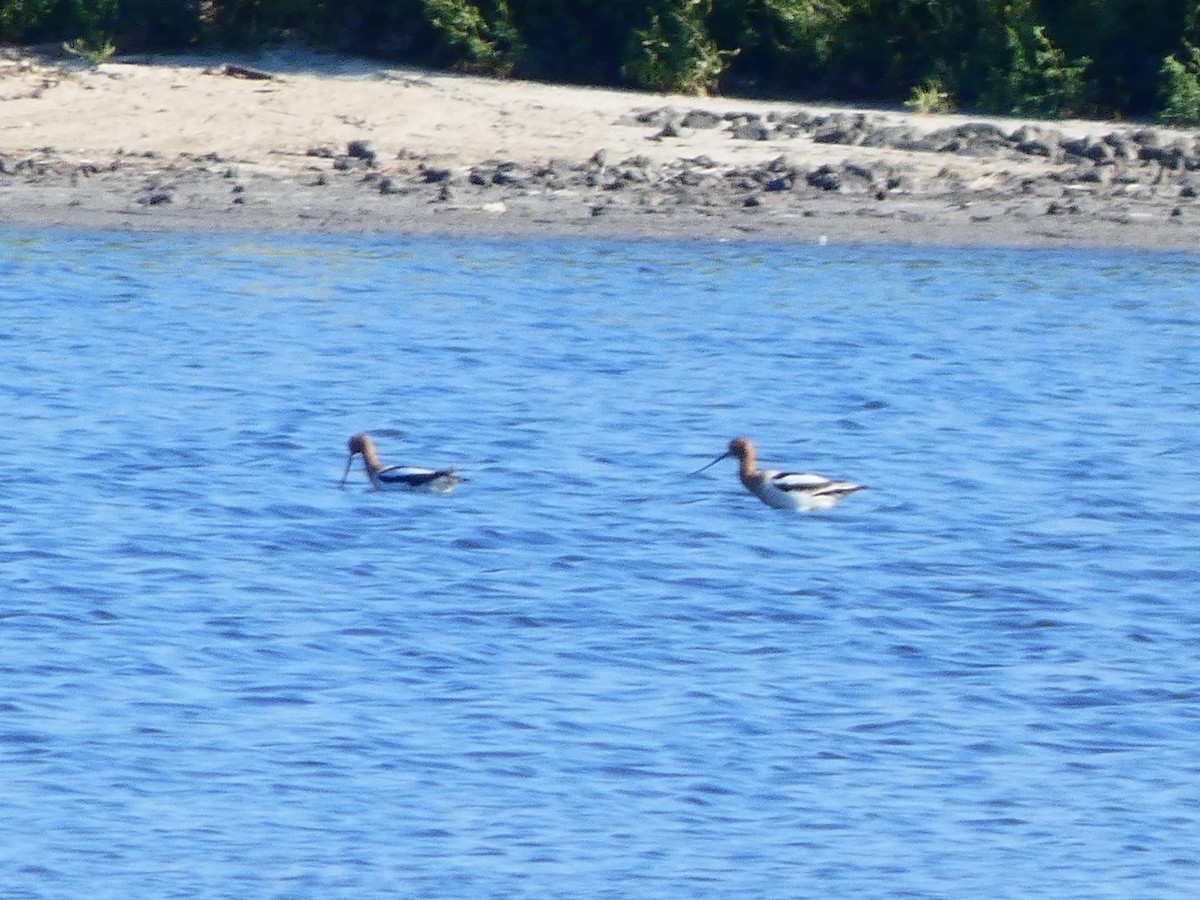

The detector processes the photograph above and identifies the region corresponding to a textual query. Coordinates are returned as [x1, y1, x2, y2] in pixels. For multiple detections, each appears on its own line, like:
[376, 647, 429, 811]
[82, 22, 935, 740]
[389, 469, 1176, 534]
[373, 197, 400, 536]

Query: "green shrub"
[62, 32, 114, 62]
[622, 0, 729, 94]
[982, 3, 1090, 117]
[1, 0, 56, 37]
[708, 0, 846, 91]
[1159, 44, 1200, 125]
[422, 0, 523, 74]
[114, 0, 201, 49]
[905, 76, 955, 114]
[204, 0, 327, 47]
[0, 0, 115, 43]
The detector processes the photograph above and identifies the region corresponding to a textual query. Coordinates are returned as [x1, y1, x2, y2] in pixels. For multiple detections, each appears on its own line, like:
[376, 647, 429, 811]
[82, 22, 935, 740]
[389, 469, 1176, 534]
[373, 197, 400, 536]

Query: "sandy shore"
[3, 44, 1200, 249]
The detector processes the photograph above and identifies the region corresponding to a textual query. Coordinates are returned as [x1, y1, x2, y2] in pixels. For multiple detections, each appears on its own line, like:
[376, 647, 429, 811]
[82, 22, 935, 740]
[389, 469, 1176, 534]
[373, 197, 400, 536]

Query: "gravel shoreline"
[3, 48, 1200, 249]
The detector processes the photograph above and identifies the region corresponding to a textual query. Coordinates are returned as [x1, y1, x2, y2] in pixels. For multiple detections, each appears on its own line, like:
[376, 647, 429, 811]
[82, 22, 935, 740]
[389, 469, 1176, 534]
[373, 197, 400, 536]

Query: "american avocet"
[340, 433, 465, 493]
[692, 436, 863, 511]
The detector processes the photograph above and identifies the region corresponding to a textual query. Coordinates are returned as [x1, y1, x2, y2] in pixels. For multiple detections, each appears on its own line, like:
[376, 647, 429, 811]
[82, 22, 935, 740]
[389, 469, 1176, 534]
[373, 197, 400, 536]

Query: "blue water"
[2, 229, 1198, 898]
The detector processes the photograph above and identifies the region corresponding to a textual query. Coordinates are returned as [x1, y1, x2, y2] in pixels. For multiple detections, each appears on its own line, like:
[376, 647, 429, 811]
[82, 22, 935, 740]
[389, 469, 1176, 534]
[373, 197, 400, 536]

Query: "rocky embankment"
[456, 106, 1200, 213]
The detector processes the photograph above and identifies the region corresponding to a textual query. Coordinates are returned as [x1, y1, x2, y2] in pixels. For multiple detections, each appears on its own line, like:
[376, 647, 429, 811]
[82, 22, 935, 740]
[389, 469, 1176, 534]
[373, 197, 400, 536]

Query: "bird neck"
[736, 449, 759, 482]
[358, 440, 384, 475]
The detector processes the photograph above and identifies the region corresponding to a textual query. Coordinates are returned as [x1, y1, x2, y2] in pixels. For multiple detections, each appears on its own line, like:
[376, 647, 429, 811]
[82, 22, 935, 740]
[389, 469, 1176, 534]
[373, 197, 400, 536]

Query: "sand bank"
[2, 44, 1199, 249]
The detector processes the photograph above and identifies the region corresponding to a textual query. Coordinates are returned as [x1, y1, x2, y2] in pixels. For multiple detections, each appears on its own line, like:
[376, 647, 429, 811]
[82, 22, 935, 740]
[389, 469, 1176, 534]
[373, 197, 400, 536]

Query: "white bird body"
[744, 468, 864, 511]
[693, 436, 863, 511]
[342, 433, 464, 493]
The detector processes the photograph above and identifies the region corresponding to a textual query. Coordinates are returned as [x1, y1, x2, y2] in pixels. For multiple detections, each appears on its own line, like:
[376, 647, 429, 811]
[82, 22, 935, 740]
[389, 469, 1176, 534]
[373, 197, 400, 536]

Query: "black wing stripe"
[379, 469, 453, 487]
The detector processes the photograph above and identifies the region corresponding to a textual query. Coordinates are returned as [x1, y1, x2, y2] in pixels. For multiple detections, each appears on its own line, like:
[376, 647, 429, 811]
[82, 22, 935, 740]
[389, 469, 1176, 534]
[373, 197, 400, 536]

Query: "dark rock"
[807, 165, 842, 191]
[773, 122, 804, 138]
[634, 107, 679, 127]
[766, 155, 795, 173]
[674, 169, 707, 187]
[779, 111, 814, 129]
[139, 191, 172, 206]
[812, 113, 866, 145]
[420, 165, 454, 183]
[860, 124, 923, 150]
[222, 63, 273, 81]
[915, 128, 958, 152]
[535, 161, 575, 190]
[616, 166, 650, 184]
[1051, 164, 1100, 184]
[492, 162, 530, 187]
[1012, 124, 1061, 158]
[1059, 136, 1087, 157]
[921, 123, 1011, 156]
[839, 162, 885, 193]
[1144, 139, 1189, 168]
[346, 140, 376, 165]
[1130, 128, 1161, 147]
[681, 109, 722, 129]
[731, 121, 772, 141]
[957, 122, 1009, 142]
[1129, 128, 1185, 166]
[724, 169, 760, 192]
[1103, 132, 1139, 162]
[1046, 200, 1078, 215]
[1063, 136, 1115, 163]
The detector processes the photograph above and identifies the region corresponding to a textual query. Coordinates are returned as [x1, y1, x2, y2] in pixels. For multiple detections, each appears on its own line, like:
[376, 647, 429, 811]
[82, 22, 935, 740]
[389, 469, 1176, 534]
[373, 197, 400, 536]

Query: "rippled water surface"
[2, 229, 1199, 897]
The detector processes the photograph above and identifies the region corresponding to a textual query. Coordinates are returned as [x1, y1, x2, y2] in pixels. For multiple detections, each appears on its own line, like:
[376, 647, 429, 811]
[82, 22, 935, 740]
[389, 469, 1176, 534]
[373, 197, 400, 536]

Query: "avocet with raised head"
[692, 436, 862, 511]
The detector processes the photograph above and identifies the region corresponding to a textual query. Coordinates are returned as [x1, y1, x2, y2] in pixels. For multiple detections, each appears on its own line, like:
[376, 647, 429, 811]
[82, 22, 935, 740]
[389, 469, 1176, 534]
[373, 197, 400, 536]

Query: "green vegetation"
[62, 33, 115, 64]
[4, 0, 1200, 121]
[905, 78, 955, 116]
[1159, 43, 1200, 126]
[622, 0, 729, 95]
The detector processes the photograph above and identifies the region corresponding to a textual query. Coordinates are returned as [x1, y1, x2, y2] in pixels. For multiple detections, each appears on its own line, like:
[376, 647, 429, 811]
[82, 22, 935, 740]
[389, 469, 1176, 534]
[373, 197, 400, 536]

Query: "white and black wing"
[768, 472, 864, 508]
[771, 472, 834, 493]
[377, 465, 460, 490]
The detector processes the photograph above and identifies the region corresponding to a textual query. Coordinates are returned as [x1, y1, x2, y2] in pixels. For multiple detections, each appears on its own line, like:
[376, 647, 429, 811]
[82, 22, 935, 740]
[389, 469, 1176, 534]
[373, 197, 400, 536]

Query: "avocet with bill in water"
[341, 433, 465, 493]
